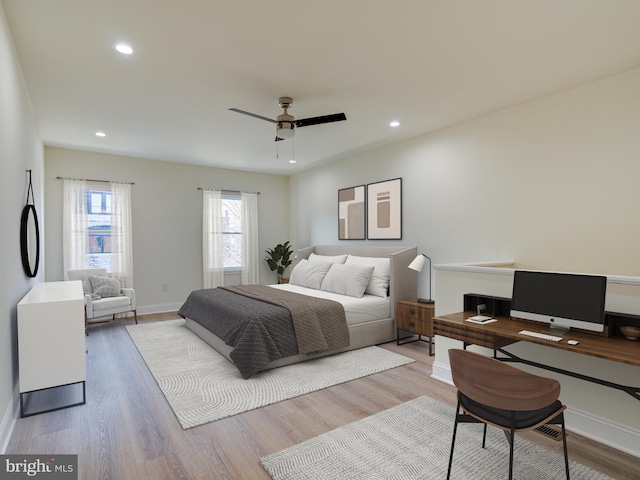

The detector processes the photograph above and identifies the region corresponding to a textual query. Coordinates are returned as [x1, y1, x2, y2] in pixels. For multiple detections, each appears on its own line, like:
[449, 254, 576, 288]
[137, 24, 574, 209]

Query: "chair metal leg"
[560, 416, 570, 479]
[482, 423, 487, 448]
[447, 399, 461, 480]
[508, 430, 515, 479]
[509, 413, 516, 480]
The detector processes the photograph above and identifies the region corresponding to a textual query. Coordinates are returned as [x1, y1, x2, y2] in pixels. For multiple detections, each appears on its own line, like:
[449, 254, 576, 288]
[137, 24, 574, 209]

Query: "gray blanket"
[178, 285, 349, 378]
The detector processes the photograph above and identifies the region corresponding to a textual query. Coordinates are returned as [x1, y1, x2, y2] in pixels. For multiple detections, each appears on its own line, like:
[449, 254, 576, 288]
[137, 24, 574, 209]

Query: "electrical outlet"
[162, 282, 169, 292]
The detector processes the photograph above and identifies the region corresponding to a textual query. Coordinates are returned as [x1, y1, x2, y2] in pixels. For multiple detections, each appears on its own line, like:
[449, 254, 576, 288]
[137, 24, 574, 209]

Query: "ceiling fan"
[229, 97, 346, 141]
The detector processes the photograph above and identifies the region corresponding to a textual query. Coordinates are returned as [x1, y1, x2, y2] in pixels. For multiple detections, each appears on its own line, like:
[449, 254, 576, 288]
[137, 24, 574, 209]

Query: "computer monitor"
[510, 270, 607, 334]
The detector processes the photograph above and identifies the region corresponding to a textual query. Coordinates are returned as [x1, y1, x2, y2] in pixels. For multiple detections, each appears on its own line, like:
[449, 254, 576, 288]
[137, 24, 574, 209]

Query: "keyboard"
[518, 330, 563, 342]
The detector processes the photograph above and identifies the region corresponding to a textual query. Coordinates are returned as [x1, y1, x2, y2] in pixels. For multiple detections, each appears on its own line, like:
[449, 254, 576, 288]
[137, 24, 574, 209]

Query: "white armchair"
[65, 268, 137, 335]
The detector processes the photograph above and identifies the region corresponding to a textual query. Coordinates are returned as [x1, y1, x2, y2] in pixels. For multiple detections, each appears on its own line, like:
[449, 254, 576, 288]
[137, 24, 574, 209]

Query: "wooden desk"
[434, 311, 640, 400]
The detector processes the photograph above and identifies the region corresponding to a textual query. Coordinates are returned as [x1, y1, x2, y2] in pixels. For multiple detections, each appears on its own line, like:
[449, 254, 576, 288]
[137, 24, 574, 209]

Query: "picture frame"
[338, 185, 366, 240]
[367, 178, 402, 239]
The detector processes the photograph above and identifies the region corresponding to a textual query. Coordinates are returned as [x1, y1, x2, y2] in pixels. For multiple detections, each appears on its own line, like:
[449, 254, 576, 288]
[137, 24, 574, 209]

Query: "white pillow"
[320, 263, 375, 298]
[344, 255, 390, 298]
[89, 275, 122, 298]
[289, 259, 332, 290]
[308, 253, 348, 264]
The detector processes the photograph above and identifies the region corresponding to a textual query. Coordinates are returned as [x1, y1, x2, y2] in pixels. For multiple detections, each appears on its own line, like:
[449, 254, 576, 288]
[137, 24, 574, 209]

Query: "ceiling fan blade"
[294, 113, 346, 128]
[229, 108, 277, 123]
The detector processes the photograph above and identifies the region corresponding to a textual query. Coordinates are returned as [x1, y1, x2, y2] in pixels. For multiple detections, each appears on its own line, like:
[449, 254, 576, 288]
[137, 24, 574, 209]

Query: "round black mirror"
[20, 203, 40, 278]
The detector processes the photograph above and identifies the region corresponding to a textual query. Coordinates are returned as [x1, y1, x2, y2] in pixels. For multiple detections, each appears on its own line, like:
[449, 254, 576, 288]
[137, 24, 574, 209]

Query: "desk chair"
[447, 349, 569, 480]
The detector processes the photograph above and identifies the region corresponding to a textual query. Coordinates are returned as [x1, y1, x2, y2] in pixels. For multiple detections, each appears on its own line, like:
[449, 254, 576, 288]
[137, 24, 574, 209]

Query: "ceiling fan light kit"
[276, 121, 295, 139]
[230, 96, 346, 142]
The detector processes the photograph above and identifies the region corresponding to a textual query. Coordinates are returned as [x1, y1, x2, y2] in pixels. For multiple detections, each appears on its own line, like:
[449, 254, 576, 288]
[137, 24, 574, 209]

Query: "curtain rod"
[197, 187, 260, 194]
[56, 176, 135, 185]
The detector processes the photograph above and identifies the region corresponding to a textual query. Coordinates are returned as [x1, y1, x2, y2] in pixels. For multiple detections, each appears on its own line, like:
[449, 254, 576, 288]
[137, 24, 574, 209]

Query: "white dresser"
[17, 280, 86, 416]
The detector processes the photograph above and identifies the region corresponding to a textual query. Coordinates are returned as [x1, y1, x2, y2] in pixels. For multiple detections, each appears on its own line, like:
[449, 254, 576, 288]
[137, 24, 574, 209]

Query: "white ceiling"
[4, 0, 640, 175]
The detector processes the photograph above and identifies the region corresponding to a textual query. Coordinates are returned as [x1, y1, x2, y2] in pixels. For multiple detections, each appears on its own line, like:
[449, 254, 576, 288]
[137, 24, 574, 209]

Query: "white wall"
[290, 67, 640, 455]
[0, 2, 44, 452]
[44, 148, 290, 311]
[291, 67, 640, 285]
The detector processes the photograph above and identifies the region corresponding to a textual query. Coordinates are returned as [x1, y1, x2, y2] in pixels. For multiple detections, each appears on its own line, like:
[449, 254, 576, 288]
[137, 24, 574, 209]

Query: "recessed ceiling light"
[115, 44, 133, 55]
[289, 159, 296, 164]
[389, 121, 400, 127]
[95, 132, 106, 137]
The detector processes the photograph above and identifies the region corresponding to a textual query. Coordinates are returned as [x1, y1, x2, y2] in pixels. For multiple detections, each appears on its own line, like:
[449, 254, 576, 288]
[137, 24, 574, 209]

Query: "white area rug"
[260, 396, 613, 480]
[126, 319, 414, 429]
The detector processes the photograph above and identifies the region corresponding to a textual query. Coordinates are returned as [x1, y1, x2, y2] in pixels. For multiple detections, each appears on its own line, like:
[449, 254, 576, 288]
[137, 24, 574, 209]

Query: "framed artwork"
[338, 185, 366, 240]
[367, 178, 402, 239]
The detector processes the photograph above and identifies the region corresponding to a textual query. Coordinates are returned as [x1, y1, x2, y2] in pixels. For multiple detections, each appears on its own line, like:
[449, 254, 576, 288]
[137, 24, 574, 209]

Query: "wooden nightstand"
[396, 299, 435, 355]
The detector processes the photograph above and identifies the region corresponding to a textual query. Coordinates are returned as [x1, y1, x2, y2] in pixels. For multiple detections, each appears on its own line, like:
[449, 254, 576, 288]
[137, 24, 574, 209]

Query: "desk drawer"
[433, 320, 514, 349]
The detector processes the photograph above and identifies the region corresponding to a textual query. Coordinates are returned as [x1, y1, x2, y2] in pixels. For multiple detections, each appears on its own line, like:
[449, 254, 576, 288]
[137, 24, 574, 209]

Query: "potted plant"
[264, 241, 293, 283]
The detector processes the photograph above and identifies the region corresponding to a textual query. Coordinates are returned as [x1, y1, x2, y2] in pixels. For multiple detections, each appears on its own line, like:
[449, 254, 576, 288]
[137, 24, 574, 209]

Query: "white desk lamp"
[408, 253, 434, 304]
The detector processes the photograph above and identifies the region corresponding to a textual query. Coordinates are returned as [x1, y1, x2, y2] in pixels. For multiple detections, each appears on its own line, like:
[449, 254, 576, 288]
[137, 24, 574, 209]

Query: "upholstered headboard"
[295, 245, 418, 320]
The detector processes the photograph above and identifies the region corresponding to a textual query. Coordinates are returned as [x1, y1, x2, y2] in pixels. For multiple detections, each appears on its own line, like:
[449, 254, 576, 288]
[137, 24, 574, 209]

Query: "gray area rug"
[260, 395, 613, 480]
[126, 319, 414, 429]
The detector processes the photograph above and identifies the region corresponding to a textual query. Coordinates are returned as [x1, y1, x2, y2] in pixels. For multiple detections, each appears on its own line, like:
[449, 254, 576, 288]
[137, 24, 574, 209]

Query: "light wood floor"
[7, 313, 640, 479]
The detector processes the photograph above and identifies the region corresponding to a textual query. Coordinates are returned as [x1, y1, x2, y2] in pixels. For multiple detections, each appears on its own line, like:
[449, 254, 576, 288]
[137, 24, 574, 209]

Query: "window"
[63, 179, 134, 287]
[202, 190, 259, 288]
[221, 194, 242, 270]
[87, 187, 113, 270]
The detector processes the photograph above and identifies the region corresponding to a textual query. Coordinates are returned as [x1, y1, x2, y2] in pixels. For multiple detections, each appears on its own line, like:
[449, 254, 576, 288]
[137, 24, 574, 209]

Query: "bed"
[180, 245, 417, 378]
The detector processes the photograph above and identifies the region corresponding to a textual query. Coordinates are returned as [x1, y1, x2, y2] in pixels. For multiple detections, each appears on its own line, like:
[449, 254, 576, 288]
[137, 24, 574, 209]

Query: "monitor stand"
[544, 325, 570, 335]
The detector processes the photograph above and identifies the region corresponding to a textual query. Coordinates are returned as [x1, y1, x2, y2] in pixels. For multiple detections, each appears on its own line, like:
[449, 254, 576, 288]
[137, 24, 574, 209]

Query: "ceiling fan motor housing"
[278, 97, 293, 109]
[276, 98, 295, 138]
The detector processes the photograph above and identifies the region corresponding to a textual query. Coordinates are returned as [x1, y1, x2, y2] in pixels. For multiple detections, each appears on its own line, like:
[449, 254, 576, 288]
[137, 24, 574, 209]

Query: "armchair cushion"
[89, 275, 122, 298]
[85, 289, 135, 320]
[92, 295, 132, 312]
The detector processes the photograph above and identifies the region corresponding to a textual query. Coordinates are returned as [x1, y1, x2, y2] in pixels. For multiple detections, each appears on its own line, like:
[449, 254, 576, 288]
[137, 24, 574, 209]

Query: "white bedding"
[268, 283, 390, 326]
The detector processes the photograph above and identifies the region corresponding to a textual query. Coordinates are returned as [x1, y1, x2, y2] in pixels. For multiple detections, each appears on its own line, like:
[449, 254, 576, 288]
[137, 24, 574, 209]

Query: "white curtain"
[203, 189, 224, 288]
[63, 179, 88, 272]
[241, 192, 259, 284]
[110, 182, 134, 288]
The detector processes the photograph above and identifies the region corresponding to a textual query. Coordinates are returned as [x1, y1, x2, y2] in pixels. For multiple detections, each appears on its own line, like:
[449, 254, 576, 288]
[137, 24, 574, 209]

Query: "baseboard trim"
[565, 407, 640, 459]
[137, 302, 182, 316]
[430, 360, 640, 459]
[0, 384, 18, 454]
[431, 360, 453, 386]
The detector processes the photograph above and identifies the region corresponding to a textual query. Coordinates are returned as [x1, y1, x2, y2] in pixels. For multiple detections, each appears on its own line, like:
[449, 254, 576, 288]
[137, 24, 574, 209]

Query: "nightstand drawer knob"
[408, 309, 415, 315]
[409, 321, 415, 327]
